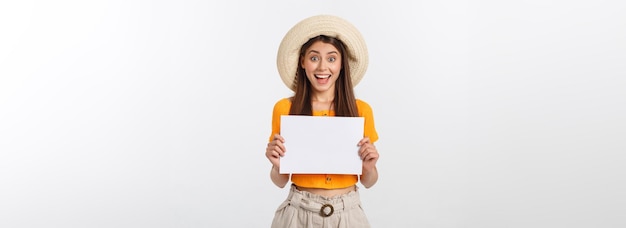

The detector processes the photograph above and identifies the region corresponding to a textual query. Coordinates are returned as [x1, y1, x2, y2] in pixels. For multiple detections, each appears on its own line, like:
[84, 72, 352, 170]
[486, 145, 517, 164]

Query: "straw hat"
[276, 14, 369, 91]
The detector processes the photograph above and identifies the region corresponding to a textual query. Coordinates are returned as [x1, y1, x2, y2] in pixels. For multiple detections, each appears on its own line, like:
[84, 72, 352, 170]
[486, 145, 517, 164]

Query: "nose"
[316, 59, 327, 70]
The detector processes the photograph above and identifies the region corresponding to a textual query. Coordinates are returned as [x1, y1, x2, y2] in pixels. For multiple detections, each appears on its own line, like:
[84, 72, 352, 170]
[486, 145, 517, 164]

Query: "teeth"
[315, 75, 330, 79]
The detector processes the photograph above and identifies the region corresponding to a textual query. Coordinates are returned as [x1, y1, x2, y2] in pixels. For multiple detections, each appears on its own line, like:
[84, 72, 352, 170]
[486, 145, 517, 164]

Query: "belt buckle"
[320, 204, 334, 217]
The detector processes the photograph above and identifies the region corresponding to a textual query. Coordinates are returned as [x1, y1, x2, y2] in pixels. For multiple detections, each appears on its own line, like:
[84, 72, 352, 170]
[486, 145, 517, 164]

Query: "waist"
[295, 185, 356, 198]
[287, 184, 361, 217]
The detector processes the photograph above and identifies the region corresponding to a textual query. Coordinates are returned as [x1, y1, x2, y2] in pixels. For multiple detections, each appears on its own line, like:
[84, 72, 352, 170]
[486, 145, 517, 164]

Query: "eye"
[328, 57, 336, 62]
[310, 56, 319, 61]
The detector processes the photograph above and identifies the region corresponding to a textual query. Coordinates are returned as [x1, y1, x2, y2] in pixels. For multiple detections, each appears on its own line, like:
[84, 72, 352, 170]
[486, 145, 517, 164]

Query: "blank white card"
[279, 115, 364, 175]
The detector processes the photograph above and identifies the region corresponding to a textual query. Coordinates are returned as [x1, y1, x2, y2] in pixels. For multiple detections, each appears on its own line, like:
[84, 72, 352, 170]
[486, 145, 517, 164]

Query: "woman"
[266, 14, 379, 228]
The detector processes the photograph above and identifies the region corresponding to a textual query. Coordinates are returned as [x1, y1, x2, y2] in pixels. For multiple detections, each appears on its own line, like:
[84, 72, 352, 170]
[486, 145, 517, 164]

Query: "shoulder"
[356, 99, 373, 111]
[273, 97, 292, 113]
[275, 97, 291, 107]
[356, 99, 374, 116]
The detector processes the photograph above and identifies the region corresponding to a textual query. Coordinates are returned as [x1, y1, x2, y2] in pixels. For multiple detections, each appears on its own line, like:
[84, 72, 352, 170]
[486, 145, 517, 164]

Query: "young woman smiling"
[266, 15, 380, 228]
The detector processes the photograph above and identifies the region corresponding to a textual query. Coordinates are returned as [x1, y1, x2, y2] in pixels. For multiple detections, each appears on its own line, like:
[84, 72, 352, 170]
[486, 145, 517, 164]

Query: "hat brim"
[276, 15, 368, 91]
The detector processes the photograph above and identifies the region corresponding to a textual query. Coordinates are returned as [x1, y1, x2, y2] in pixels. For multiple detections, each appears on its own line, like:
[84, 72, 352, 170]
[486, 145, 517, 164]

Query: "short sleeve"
[356, 99, 379, 143]
[269, 98, 292, 142]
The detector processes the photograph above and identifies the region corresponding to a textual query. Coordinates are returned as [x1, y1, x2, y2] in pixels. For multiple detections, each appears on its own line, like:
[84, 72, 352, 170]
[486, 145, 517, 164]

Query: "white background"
[1, 0, 625, 227]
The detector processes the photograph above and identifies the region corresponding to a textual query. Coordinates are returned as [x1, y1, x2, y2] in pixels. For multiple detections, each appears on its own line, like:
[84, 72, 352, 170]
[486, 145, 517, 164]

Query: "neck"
[311, 91, 334, 103]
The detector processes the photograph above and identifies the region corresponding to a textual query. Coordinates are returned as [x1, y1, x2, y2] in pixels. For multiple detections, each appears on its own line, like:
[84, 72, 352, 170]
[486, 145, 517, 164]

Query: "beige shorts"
[271, 185, 371, 228]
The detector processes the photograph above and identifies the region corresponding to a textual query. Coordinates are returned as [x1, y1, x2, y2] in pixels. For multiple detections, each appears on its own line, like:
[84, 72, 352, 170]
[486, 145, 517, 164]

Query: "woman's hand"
[358, 137, 379, 172]
[266, 134, 286, 168]
[266, 134, 289, 188]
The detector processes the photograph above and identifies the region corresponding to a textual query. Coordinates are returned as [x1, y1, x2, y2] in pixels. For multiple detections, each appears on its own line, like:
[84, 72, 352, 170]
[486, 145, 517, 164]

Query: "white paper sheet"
[279, 115, 364, 175]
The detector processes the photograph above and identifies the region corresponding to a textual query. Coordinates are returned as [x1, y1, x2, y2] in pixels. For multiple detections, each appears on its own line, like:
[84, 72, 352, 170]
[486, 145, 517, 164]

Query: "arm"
[266, 99, 291, 188]
[358, 137, 379, 188]
[266, 134, 290, 188]
[270, 165, 290, 188]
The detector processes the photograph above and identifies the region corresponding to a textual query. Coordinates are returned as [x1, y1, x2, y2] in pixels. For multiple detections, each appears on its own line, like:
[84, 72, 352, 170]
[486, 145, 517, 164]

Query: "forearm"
[270, 165, 290, 188]
[360, 166, 378, 188]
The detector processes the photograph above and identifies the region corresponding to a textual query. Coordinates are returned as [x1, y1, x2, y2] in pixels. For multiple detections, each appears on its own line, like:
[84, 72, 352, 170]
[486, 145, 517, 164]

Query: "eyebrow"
[308, 50, 339, 55]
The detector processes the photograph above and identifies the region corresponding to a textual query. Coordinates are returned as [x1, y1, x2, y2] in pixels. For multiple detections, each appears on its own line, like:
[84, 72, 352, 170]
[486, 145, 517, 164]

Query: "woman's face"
[301, 41, 342, 94]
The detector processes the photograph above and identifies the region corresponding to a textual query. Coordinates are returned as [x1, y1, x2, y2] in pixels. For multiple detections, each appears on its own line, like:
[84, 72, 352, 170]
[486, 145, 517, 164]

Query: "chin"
[312, 86, 332, 92]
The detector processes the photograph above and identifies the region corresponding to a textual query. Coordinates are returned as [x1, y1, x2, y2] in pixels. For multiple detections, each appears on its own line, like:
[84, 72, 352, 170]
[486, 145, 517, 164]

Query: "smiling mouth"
[315, 74, 331, 79]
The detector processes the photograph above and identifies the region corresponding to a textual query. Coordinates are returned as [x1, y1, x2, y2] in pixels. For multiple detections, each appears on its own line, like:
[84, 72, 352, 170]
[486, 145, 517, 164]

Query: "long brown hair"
[289, 35, 359, 117]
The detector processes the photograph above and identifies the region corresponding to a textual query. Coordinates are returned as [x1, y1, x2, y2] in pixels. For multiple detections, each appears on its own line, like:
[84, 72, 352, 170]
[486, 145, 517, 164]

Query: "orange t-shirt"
[269, 98, 379, 189]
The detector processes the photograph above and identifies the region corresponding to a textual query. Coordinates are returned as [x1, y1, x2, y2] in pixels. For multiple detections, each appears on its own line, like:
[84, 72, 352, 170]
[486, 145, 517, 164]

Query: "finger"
[360, 151, 366, 160]
[358, 146, 365, 158]
[359, 144, 371, 158]
[358, 143, 374, 157]
[363, 151, 379, 161]
[273, 134, 287, 155]
[274, 134, 285, 143]
[267, 147, 279, 158]
[357, 137, 370, 146]
[266, 150, 279, 164]
[266, 145, 282, 158]
[274, 151, 283, 158]
[275, 140, 286, 156]
[360, 147, 371, 160]
[270, 145, 283, 157]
